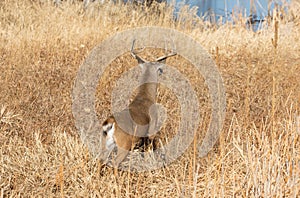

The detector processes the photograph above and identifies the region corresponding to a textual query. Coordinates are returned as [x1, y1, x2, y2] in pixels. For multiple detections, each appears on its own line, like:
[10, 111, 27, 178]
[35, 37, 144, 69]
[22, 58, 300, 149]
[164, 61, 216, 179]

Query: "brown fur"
[101, 68, 161, 168]
[100, 43, 176, 169]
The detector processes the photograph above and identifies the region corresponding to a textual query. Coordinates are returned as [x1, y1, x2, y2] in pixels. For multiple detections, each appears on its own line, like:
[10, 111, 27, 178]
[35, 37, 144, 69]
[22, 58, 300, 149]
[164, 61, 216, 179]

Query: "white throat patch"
[103, 123, 116, 151]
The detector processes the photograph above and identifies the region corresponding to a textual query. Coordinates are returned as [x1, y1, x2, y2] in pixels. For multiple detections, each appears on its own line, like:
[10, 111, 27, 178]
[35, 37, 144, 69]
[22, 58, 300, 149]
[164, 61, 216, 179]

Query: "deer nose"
[158, 68, 163, 75]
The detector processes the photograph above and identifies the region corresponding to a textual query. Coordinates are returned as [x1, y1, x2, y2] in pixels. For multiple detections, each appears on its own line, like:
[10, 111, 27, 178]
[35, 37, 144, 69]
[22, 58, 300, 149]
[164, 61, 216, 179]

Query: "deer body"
[100, 41, 176, 168]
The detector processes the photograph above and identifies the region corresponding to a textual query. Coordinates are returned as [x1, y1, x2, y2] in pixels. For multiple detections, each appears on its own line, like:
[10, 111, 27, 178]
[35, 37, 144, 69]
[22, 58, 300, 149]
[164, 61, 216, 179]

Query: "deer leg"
[113, 145, 130, 177]
[114, 148, 129, 168]
[113, 133, 134, 169]
[148, 104, 159, 150]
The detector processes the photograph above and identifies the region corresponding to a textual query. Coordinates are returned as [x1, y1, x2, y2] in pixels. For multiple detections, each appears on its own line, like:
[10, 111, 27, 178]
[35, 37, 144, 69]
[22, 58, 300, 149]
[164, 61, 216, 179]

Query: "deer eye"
[103, 130, 107, 136]
[102, 124, 113, 136]
[158, 68, 163, 75]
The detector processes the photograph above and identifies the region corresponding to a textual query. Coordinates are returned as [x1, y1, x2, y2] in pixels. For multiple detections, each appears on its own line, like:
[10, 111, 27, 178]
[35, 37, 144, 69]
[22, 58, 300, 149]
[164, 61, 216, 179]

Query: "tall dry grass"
[0, 0, 299, 197]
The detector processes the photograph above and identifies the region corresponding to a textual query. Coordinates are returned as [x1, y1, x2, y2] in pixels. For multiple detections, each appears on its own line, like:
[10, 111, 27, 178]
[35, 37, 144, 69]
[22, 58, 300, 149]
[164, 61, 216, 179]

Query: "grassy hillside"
[0, 0, 299, 197]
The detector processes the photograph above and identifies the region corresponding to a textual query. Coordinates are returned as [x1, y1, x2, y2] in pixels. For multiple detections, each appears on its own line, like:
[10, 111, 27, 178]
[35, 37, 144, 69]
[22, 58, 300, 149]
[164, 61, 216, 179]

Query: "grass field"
[0, 0, 299, 197]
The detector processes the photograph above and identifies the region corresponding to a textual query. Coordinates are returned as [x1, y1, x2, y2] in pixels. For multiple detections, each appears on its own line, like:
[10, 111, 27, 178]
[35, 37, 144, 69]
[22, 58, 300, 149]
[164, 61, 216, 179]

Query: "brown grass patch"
[0, 0, 299, 197]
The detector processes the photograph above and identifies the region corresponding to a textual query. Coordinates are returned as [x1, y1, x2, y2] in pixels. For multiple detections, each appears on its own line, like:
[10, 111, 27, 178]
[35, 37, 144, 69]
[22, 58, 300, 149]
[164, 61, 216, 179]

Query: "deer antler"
[131, 39, 147, 64]
[155, 39, 177, 62]
[155, 51, 177, 62]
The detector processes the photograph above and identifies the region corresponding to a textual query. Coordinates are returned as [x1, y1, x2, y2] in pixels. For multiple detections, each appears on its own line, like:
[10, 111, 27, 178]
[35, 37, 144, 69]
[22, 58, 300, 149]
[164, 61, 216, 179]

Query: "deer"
[100, 40, 176, 170]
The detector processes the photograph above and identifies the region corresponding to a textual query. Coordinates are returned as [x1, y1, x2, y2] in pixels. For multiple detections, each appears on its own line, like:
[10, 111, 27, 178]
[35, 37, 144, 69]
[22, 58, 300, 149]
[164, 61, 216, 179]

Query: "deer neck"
[135, 68, 159, 103]
[135, 83, 158, 103]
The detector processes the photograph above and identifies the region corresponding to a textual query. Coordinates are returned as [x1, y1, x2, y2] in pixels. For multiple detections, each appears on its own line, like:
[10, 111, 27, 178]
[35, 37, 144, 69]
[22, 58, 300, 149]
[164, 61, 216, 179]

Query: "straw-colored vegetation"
[0, 0, 299, 197]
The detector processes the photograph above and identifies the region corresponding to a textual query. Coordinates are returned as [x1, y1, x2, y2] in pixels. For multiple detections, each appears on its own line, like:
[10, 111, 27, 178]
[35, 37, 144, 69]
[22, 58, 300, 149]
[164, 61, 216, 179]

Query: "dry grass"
[1, 0, 299, 197]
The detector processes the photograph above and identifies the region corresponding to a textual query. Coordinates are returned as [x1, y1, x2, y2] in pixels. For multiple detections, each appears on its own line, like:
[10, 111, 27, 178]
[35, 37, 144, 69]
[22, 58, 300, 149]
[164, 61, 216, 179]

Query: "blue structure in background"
[121, 0, 290, 30]
[166, 0, 290, 30]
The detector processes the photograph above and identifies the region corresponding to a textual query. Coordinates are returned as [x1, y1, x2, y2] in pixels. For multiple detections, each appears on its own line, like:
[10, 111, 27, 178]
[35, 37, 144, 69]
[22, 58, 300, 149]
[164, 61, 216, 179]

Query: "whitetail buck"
[100, 40, 176, 169]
